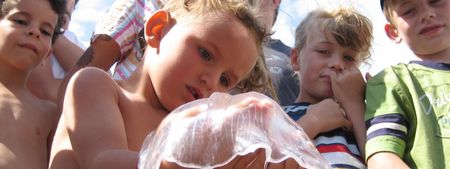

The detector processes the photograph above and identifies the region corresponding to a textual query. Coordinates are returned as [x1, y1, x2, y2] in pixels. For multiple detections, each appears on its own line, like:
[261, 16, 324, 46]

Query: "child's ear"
[385, 23, 402, 43]
[274, 0, 281, 6]
[290, 48, 300, 71]
[144, 10, 172, 48]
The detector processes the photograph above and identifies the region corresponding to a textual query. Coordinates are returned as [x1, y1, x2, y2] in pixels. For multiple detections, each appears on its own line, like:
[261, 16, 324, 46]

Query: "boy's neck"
[415, 47, 450, 64]
[0, 63, 29, 89]
[120, 65, 170, 114]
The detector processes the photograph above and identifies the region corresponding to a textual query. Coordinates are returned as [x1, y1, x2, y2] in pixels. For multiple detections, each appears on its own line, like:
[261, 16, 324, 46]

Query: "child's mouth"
[187, 86, 201, 100]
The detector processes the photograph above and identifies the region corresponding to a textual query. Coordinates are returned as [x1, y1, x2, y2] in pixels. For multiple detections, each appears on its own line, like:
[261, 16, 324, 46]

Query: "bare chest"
[0, 93, 54, 169]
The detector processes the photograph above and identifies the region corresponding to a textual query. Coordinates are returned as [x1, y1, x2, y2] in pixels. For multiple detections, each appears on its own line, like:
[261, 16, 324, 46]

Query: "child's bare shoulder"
[65, 67, 121, 107]
[69, 67, 118, 92]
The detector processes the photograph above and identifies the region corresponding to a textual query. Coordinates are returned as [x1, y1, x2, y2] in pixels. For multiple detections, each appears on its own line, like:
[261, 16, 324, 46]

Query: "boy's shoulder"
[369, 61, 450, 85]
[65, 66, 122, 110]
[366, 60, 450, 95]
[70, 67, 117, 87]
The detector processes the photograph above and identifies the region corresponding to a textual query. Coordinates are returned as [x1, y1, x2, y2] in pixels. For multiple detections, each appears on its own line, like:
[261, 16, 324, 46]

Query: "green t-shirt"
[365, 61, 450, 168]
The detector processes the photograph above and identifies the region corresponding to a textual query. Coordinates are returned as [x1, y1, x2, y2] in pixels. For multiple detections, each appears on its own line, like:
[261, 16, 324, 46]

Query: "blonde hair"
[163, 0, 274, 95]
[294, 7, 373, 64]
[381, 0, 397, 28]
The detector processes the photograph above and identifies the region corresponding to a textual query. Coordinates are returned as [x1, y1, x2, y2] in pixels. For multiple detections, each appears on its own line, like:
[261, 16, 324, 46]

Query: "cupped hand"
[306, 98, 352, 133]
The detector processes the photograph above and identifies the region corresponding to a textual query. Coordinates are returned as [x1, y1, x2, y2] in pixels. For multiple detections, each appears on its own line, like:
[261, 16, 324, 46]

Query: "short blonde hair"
[163, 0, 273, 94]
[294, 7, 373, 64]
[381, 0, 398, 28]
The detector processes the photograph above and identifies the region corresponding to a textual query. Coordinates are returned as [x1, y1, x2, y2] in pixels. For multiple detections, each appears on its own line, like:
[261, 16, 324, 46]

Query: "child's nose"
[420, 5, 436, 23]
[27, 26, 41, 39]
[328, 57, 344, 72]
[200, 72, 220, 94]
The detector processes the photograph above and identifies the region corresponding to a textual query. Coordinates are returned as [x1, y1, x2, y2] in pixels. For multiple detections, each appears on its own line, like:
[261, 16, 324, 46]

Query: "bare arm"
[52, 34, 84, 71]
[367, 152, 410, 169]
[64, 67, 136, 169]
[77, 35, 121, 71]
[57, 35, 121, 113]
[330, 66, 367, 156]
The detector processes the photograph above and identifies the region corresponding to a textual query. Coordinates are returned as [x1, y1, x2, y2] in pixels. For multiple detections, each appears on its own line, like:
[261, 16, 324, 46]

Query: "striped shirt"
[94, 0, 162, 80]
[284, 103, 366, 169]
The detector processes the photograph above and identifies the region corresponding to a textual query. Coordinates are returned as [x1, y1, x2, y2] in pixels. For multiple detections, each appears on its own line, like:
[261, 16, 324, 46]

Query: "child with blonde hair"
[365, 0, 450, 168]
[49, 0, 293, 168]
[283, 7, 373, 168]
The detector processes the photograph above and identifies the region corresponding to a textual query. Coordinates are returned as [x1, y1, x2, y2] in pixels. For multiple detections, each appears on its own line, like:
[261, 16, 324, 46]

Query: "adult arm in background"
[56, 0, 151, 112]
[57, 35, 121, 112]
[52, 32, 86, 72]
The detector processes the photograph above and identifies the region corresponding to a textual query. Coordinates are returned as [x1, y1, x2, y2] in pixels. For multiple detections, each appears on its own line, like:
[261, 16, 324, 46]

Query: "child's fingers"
[217, 148, 266, 169]
[243, 148, 266, 169]
[329, 70, 338, 84]
[341, 116, 353, 132]
[181, 105, 204, 118]
[266, 158, 301, 169]
[231, 97, 261, 109]
[284, 158, 303, 169]
[159, 160, 187, 169]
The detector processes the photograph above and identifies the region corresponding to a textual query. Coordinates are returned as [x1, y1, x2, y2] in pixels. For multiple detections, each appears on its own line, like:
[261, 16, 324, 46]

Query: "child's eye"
[316, 49, 330, 55]
[343, 55, 355, 62]
[13, 19, 28, 26]
[41, 29, 52, 37]
[402, 8, 415, 16]
[430, 0, 440, 4]
[199, 48, 212, 61]
[219, 74, 230, 87]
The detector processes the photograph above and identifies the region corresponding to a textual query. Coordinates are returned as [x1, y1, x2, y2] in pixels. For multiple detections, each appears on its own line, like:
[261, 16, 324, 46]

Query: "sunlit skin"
[368, 0, 450, 168]
[387, 0, 450, 62]
[147, 13, 258, 112]
[0, 0, 58, 168]
[291, 29, 367, 156]
[26, 0, 81, 103]
[0, 0, 55, 74]
[48, 10, 261, 169]
[294, 31, 359, 104]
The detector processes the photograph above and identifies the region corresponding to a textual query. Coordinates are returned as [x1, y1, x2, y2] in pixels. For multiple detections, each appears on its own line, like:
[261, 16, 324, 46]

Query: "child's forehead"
[308, 30, 361, 52]
[307, 30, 342, 49]
[389, 0, 413, 7]
[176, 10, 238, 26]
[9, 0, 53, 12]
[8, 0, 58, 25]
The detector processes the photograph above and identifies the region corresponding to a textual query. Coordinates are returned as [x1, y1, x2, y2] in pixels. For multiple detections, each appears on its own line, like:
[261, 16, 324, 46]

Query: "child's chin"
[321, 89, 333, 97]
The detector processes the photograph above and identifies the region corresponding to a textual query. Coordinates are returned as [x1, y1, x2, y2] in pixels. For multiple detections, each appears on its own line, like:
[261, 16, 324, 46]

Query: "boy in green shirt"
[365, 0, 450, 168]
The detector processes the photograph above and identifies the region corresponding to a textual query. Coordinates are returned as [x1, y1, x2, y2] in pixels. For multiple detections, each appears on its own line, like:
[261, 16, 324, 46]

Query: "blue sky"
[70, 0, 416, 75]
